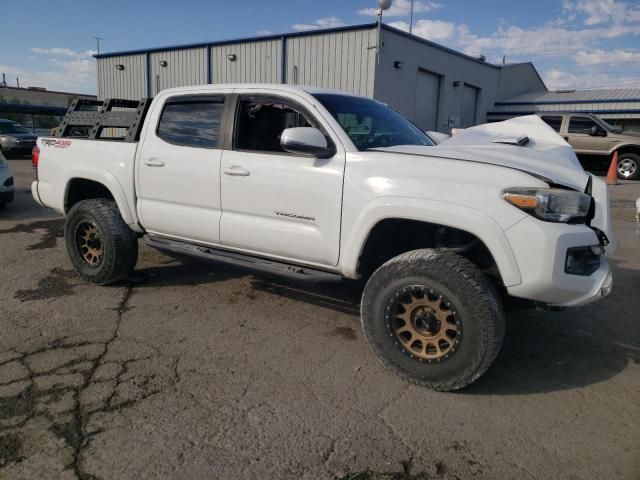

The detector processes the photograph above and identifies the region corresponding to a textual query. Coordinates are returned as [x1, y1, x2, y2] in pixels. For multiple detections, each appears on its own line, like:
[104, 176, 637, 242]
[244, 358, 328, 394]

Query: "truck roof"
[157, 83, 366, 98]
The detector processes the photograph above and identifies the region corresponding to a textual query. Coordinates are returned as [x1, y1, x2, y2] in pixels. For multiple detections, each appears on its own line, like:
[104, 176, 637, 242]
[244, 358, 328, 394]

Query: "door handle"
[144, 158, 165, 167]
[224, 166, 250, 177]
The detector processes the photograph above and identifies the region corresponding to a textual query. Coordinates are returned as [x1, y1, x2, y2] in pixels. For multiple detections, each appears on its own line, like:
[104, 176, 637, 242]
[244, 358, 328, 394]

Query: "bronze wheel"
[74, 221, 104, 267]
[362, 249, 505, 391]
[385, 285, 462, 363]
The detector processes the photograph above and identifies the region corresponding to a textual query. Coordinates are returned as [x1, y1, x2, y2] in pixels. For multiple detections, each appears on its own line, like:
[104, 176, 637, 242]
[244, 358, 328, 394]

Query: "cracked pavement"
[1, 159, 639, 479]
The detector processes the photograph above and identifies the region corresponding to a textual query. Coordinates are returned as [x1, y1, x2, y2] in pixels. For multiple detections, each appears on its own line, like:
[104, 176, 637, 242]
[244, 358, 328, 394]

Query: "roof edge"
[380, 23, 500, 69]
[94, 23, 379, 59]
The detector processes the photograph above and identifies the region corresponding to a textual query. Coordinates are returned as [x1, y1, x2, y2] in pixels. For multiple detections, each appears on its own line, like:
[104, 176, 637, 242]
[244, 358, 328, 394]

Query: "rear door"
[219, 92, 345, 267]
[565, 116, 608, 154]
[540, 115, 563, 135]
[136, 90, 230, 244]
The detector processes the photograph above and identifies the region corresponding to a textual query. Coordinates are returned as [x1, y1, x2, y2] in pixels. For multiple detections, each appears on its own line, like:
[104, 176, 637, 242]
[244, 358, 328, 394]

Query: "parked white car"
[0, 149, 14, 209]
[32, 85, 616, 390]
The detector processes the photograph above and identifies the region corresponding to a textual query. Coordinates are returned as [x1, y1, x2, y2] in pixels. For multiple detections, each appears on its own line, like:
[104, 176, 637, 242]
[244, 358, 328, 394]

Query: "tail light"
[32, 145, 40, 180]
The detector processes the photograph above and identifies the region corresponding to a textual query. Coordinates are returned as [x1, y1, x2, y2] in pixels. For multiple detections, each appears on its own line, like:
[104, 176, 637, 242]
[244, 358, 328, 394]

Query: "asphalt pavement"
[1, 158, 639, 480]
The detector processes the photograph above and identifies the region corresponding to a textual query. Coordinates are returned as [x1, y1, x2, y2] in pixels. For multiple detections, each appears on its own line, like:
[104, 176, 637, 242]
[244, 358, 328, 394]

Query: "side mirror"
[590, 125, 607, 137]
[280, 127, 335, 158]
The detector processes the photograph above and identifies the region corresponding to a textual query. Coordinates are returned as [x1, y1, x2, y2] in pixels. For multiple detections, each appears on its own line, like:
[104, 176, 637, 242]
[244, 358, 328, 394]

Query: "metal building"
[0, 84, 95, 134]
[94, 23, 546, 133]
[488, 88, 640, 133]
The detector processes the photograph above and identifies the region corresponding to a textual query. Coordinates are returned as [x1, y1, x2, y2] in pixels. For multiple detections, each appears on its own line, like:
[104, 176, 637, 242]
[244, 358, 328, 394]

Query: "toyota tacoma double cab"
[539, 113, 640, 180]
[32, 85, 616, 391]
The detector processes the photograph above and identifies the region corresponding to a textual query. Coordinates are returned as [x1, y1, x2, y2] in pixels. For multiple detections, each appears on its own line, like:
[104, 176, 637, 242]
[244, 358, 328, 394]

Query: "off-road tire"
[361, 249, 505, 391]
[617, 153, 639, 180]
[65, 199, 138, 285]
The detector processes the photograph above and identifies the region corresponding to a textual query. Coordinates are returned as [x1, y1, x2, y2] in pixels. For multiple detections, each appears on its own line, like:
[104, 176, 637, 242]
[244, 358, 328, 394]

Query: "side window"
[234, 97, 314, 153]
[540, 115, 563, 132]
[568, 117, 597, 135]
[157, 95, 224, 148]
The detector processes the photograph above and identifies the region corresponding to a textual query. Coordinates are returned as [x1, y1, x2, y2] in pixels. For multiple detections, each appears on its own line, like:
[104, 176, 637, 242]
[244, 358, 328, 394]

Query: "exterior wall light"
[452, 80, 461, 87]
[394, 61, 404, 69]
[227, 54, 237, 61]
[159, 60, 168, 67]
[115, 64, 125, 71]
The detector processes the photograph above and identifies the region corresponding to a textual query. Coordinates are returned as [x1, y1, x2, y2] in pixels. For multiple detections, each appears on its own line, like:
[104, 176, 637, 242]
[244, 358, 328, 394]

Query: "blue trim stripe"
[206, 45, 212, 84]
[94, 23, 378, 59]
[93, 22, 525, 75]
[496, 98, 640, 106]
[145, 51, 151, 97]
[280, 36, 287, 84]
[487, 109, 640, 116]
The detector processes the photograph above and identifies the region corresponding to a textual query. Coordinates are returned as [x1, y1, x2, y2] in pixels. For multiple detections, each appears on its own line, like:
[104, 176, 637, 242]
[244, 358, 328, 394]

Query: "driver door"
[219, 93, 345, 267]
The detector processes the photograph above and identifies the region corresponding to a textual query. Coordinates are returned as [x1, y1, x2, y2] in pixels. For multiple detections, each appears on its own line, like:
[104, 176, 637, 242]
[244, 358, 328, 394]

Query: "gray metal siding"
[150, 48, 207, 95]
[286, 29, 377, 96]
[210, 39, 281, 84]
[97, 54, 147, 100]
[374, 29, 500, 132]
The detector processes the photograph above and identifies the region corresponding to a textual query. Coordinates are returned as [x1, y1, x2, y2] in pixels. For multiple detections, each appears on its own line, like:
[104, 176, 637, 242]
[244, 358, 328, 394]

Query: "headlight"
[503, 188, 591, 223]
[0, 136, 18, 145]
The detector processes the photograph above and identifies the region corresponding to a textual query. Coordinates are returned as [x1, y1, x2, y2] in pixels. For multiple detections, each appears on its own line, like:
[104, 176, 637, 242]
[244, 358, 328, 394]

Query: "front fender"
[339, 196, 523, 287]
[609, 143, 640, 156]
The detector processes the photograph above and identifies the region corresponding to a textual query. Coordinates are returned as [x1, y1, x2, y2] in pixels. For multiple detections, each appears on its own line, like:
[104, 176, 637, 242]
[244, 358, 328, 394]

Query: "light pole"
[409, 0, 414, 34]
[376, 0, 393, 64]
[92, 36, 103, 55]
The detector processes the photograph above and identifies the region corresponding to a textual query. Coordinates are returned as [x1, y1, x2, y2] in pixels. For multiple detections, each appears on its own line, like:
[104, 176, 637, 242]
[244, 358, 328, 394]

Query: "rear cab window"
[157, 95, 225, 149]
[540, 115, 563, 132]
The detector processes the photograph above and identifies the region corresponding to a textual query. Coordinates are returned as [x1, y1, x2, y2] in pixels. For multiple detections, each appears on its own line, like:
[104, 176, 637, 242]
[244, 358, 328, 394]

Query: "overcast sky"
[1, 0, 639, 94]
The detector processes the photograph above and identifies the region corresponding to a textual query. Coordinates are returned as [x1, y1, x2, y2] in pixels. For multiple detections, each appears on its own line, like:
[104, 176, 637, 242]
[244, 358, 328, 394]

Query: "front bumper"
[505, 217, 612, 307]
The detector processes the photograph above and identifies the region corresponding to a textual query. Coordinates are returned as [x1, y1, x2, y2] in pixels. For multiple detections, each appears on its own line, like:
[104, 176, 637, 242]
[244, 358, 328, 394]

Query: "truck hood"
[375, 116, 590, 191]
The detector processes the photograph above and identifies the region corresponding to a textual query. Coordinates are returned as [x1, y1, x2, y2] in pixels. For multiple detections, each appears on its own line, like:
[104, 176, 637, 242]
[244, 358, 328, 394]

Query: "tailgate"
[590, 174, 618, 256]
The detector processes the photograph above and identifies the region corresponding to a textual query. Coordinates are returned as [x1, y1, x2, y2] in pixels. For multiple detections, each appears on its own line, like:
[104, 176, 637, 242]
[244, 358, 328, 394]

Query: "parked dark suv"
[539, 113, 640, 180]
[0, 119, 38, 157]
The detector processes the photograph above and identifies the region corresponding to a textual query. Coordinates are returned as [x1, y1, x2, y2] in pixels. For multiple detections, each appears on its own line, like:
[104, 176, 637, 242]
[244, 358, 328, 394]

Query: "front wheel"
[65, 199, 138, 285]
[361, 249, 505, 391]
[618, 153, 639, 180]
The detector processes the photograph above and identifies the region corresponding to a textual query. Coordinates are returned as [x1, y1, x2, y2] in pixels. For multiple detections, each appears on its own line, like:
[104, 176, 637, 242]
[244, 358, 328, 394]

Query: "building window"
[540, 115, 563, 132]
[234, 97, 314, 153]
[157, 95, 225, 148]
[568, 116, 597, 135]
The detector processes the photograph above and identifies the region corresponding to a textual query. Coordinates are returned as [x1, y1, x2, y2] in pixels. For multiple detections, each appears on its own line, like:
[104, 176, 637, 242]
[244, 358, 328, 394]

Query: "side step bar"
[144, 235, 342, 281]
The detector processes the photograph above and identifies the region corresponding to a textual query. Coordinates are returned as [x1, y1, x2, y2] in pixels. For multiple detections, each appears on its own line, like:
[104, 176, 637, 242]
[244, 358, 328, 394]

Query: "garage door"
[461, 84, 479, 127]
[414, 70, 441, 131]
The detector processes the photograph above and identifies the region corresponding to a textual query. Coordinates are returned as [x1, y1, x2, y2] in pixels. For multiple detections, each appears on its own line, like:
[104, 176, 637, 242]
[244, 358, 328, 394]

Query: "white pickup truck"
[32, 84, 616, 391]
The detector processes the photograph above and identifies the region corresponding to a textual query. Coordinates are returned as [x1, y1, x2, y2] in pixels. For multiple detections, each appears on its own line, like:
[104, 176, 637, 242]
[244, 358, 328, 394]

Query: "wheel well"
[356, 218, 501, 282]
[65, 178, 114, 212]
[614, 145, 640, 157]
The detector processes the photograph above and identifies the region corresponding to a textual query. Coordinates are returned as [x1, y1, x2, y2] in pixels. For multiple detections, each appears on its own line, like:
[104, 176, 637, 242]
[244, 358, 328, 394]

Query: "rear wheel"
[65, 199, 138, 285]
[361, 249, 505, 391]
[617, 153, 639, 180]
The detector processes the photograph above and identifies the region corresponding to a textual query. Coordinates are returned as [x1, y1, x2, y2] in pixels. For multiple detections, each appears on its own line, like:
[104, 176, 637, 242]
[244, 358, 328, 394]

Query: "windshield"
[313, 94, 434, 150]
[0, 122, 29, 134]
[597, 117, 620, 132]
